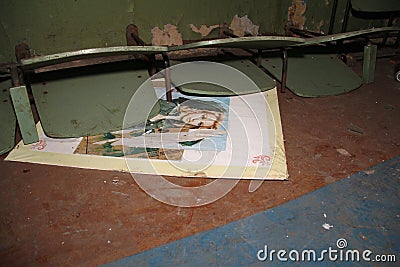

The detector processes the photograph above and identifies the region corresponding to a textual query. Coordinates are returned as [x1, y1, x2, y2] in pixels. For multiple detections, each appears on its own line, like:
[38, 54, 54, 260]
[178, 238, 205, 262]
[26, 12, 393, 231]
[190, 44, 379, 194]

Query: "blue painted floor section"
[104, 156, 400, 266]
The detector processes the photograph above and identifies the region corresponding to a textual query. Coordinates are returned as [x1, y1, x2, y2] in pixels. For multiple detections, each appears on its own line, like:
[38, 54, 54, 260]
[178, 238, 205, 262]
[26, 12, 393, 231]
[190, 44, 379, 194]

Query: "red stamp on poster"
[252, 154, 271, 166]
[32, 139, 47, 150]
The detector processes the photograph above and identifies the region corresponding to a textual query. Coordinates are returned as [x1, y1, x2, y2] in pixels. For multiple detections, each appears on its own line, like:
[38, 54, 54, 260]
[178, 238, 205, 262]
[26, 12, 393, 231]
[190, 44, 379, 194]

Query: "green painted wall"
[304, 0, 393, 34]
[0, 0, 396, 63]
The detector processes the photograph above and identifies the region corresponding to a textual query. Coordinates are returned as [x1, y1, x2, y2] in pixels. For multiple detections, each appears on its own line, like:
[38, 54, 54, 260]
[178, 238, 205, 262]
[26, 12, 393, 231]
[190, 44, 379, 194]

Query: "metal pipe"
[341, 0, 352, 33]
[281, 49, 288, 93]
[328, 0, 339, 34]
[11, 66, 20, 87]
[256, 49, 262, 67]
[162, 53, 172, 102]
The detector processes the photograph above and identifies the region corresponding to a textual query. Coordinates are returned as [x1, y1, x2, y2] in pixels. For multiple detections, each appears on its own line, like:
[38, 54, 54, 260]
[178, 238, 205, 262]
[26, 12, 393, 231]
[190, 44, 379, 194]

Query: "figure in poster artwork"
[74, 97, 230, 160]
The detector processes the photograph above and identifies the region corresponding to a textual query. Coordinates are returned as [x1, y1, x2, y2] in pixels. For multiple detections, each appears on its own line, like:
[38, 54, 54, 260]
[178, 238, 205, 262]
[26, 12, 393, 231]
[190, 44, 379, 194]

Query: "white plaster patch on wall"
[229, 15, 259, 37]
[151, 24, 183, 46]
[189, 24, 219, 37]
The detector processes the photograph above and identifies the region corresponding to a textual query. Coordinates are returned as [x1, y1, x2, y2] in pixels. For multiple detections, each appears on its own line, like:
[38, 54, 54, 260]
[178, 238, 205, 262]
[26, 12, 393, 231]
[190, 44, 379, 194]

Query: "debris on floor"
[347, 123, 365, 135]
[111, 191, 130, 198]
[384, 104, 395, 110]
[322, 223, 333, 230]
[336, 148, 352, 157]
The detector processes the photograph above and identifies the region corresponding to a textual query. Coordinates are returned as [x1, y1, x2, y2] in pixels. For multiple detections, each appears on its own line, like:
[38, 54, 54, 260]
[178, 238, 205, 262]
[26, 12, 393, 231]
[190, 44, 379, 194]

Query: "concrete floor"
[0, 56, 399, 266]
[105, 156, 400, 266]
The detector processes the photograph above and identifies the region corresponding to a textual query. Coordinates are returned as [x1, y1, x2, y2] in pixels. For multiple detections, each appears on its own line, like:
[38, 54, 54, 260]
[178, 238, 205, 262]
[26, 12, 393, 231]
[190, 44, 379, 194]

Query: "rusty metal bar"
[11, 66, 20, 87]
[126, 23, 157, 76]
[162, 53, 172, 102]
[281, 48, 288, 93]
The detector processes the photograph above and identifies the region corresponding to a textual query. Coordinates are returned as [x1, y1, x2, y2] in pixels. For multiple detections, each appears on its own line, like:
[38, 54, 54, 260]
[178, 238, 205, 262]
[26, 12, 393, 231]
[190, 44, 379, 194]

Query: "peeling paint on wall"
[189, 24, 219, 37]
[229, 15, 259, 37]
[288, 0, 307, 30]
[317, 20, 325, 33]
[151, 24, 183, 46]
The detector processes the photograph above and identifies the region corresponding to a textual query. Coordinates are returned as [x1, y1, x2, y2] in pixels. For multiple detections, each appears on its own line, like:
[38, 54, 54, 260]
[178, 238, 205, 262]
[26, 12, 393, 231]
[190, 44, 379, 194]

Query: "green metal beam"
[296, 27, 400, 46]
[10, 85, 39, 144]
[362, 44, 377, 84]
[21, 46, 169, 70]
[169, 36, 305, 51]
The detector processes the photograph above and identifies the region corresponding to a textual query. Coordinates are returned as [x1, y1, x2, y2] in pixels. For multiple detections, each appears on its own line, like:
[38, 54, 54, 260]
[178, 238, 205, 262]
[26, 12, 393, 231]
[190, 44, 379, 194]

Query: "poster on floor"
[6, 86, 287, 180]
